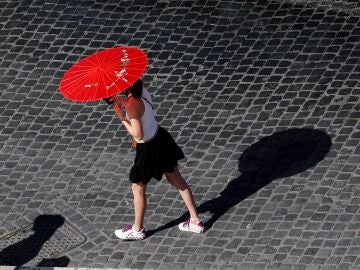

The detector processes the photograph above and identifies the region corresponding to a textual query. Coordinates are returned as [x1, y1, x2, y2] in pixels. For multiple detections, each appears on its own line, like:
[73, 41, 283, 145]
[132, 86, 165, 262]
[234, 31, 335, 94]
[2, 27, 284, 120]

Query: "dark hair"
[125, 80, 143, 99]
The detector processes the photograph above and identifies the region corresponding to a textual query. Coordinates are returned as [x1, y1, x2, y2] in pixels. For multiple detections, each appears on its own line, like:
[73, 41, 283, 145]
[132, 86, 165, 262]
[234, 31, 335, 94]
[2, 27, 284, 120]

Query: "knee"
[132, 183, 146, 195]
[178, 180, 190, 191]
[165, 168, 190, 190]
[170, 176, 189, 191]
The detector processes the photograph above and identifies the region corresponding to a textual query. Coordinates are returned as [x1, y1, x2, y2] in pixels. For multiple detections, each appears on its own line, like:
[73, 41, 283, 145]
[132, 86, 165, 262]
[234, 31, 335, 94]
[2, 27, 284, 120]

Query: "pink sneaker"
[178, 218, 205, 233]
[115, 225, 146, 240]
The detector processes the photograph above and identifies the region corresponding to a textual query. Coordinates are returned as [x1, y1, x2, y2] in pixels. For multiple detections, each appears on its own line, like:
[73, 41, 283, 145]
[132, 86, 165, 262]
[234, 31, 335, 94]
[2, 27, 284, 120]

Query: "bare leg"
[131, 182, 147, 230]
[164, 167, 200, 223]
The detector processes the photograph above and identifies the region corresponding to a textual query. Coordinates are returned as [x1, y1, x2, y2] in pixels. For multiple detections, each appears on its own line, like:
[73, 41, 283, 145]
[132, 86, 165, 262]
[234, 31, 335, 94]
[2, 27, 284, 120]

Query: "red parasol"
[59, 46, 148, 102]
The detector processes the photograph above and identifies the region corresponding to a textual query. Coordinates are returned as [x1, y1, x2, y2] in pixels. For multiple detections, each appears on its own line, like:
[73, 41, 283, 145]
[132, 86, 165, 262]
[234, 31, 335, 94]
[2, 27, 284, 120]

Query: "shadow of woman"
[147, 128, 332, 236]
[0, 214, 70, 267]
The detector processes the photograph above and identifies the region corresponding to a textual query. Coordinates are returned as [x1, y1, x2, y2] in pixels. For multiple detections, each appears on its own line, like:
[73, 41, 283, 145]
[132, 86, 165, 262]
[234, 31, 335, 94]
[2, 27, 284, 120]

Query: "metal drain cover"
[0, 215, 86, 266]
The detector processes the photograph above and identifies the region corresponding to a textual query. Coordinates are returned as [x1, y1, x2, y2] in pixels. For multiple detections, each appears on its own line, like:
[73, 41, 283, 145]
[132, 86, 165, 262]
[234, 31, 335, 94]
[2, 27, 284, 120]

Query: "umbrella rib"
[91, 70, 102, 101]
[61, 69, 95, 85]
[102, 69, 120, 93]
[87, 52, 102, 67]
[104, 49, 124, 72]
[63, 49, 119, 88]
[61, 75, 90, 96]
[62, 67, 95, 77]
[104, 62, 120, 73]
[123, 67, 147, 71]
[75, 56, 101, 69]
[72, 85, 87, 101]
[63, 64, 95, 74]
[102, 48, 116, 68]
[94, 51, 103, 68]
[62, 66, 100, 91]
[127, 54, 146, 61]
[123, 73, 143, 80]
[72, 70, 100, 101]
[94, 49, 118, 75]
[128, 49, 147, 60]
[61, 70, 97, 89]
[99, 70, 110, 99]
[60, 47, 148, 102]
[61, 65, 97, 81]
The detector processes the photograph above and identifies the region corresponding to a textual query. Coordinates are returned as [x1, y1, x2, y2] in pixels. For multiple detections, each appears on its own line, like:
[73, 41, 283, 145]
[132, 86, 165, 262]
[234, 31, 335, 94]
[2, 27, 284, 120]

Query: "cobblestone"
[0, 0, 360, 269]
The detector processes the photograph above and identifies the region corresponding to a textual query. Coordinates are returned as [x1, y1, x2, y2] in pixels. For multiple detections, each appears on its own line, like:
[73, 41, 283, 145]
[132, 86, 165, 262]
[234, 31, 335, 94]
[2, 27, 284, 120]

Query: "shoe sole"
[115, 230, 146, 240]
[178, 225, 204, 234]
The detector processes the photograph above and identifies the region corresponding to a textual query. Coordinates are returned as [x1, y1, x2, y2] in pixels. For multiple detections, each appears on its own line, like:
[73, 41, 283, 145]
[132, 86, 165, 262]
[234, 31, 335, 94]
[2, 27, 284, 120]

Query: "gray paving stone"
[1, 0, 360, 268]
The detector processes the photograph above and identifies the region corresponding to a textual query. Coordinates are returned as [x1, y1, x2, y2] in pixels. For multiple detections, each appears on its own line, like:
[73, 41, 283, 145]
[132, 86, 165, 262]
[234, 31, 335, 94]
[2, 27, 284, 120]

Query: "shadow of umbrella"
[147, 128, 332, 236]
[36, 256, 70, 267]
[0, 214, 70, 267]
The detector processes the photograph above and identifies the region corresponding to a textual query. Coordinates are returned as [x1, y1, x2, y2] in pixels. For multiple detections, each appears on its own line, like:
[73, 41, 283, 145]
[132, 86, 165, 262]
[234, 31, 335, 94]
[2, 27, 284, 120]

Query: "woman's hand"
[114, 96, 127, 105]
[112, 95, 144, 141]
[113, 96, 127, 121]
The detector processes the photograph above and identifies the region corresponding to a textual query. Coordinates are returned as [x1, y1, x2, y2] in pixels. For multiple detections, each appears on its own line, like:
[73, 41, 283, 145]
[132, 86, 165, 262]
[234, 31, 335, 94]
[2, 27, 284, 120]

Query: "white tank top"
[126, 89, 158, 143]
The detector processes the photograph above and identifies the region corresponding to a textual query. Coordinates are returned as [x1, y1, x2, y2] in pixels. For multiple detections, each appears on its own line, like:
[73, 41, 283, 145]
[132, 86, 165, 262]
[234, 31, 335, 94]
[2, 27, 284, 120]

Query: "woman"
[112, 80, 204, 240]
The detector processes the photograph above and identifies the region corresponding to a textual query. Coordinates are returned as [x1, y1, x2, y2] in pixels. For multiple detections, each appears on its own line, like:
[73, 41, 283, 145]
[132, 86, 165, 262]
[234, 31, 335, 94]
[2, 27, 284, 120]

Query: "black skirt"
[129, 126, 185, 184]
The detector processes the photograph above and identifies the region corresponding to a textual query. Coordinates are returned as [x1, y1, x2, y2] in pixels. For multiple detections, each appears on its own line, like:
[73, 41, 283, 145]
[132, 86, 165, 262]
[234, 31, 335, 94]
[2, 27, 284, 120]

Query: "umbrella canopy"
[59, 46, 148, 102]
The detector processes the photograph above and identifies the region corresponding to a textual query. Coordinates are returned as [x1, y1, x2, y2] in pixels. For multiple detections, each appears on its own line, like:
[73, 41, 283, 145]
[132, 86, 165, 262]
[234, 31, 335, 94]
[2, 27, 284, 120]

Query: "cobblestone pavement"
[0, 0, 360, 269]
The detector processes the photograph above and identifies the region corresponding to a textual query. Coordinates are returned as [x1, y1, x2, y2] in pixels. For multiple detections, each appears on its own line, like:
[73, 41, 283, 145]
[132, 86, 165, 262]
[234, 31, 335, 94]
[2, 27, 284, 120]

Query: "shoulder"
[126, 97, 144, 118]
[142, 89, 151, 98]
[126, 96, 143, 107]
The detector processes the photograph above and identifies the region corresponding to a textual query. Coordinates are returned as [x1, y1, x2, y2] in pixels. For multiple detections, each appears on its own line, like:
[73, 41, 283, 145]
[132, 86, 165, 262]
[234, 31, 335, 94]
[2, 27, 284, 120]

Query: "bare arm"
[114, 97, 144, 141]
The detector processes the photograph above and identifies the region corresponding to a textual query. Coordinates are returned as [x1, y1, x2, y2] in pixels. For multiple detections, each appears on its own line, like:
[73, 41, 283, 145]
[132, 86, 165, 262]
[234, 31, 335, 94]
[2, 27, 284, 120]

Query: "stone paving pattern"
[0, 0, 360, 269]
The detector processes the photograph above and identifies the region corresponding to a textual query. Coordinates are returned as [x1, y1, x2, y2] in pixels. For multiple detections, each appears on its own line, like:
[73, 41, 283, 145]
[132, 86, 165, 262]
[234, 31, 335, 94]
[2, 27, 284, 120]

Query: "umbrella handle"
[103, 97, 114, 105]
